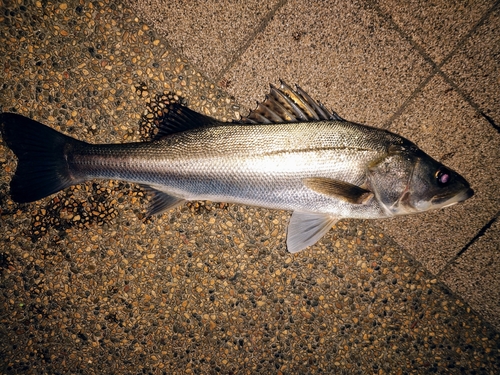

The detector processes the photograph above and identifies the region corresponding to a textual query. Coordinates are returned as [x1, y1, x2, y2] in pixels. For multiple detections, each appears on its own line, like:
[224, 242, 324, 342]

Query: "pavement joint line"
[433, 0, 500, 70]
[215, 0, 289, 83]
[433, 0, 500, 134]
[436, 69, 500, 133]
[366, 0, 442, 129]
[370, 0, 500, 132]
[436, 212, 499, 279]
[376, 0, 500, 133]
[371, 221, 429, 273]
[373, 215, 500, 338]
[372, 0, 500, 289]
[118, 1, 221, 106]
[381, 70, 437, 129]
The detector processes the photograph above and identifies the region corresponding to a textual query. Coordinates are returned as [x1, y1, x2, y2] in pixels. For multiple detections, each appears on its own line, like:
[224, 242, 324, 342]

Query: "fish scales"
[70, 121, 392, 216]
[0, 82, 473, 253]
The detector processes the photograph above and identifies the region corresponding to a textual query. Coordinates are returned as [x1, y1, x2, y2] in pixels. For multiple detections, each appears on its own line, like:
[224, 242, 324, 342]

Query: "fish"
[0, 81, 473, 253]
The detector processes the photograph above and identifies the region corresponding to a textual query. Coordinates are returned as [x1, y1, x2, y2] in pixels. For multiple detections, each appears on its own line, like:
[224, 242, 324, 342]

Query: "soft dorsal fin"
[239, 81, 345, 124]
[141, 185, 185, 216]
[154, 103, 220, 140]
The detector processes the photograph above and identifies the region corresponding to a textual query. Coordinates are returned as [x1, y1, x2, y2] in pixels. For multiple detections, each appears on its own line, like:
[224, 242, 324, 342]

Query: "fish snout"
[456, 187, 474, 203]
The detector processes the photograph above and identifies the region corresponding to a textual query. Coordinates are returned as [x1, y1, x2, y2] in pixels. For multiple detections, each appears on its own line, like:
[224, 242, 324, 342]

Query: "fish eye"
[436, 168, 450, 186]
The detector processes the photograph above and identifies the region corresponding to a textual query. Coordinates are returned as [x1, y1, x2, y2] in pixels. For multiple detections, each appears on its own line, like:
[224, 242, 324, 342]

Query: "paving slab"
[441, 216, 500, 332]
[128, 0, 281, 81]
[223, 0, 433, 128]
[441, 3, 500, 128]
[375, 0, 495, 64]
[379, 74, 500, 275]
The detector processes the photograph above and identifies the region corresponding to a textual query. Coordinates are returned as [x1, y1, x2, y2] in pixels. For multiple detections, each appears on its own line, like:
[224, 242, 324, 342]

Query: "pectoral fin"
[286, 211, 339, 253]
[142, 186, 185, 216]
[303, 177, 373, 204]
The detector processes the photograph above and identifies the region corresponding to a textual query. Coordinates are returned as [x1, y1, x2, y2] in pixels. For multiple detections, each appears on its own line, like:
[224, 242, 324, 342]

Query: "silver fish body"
[73, 121, 394, 217]
[0, 83, 473, 252]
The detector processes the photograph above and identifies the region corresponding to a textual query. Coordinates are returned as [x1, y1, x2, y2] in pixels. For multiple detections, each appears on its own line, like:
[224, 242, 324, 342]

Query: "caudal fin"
[1, 113, 85, 203]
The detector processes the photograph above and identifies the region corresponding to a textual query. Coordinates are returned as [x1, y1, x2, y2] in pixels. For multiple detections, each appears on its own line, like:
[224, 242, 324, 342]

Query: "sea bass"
[0, 82, 473, 252]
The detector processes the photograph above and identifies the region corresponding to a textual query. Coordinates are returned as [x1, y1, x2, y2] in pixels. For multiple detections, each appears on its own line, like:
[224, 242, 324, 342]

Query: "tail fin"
[1, 113, 85, 203]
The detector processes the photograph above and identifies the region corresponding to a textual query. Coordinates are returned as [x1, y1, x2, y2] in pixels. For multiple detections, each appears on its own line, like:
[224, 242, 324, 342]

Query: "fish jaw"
[416, 186, 474, 211]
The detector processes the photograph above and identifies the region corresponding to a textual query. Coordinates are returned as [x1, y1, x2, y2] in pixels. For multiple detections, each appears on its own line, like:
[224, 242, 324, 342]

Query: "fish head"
[368, 143, 473, 216]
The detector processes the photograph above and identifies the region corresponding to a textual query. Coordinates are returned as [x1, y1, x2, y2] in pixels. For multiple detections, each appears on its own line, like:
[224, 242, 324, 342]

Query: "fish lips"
[431, 187, 474, 208]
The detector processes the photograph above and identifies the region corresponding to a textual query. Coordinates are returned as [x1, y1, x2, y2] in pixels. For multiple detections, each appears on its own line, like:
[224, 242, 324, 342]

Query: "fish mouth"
[431, 188, 474, 208]
[462, 188, 474, 200]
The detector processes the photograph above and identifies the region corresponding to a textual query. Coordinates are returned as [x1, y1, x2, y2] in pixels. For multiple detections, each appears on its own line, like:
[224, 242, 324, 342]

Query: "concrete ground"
[0, 0, 498, 373]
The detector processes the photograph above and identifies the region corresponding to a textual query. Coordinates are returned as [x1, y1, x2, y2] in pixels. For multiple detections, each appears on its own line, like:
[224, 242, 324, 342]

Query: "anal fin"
[287, 211, 338, 253]
[142, 186, 185, 216]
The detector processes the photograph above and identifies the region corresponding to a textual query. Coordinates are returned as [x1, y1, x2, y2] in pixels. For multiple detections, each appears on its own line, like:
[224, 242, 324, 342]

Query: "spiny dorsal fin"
[239, 81, 344, 124]
[154, 103, 220, 140]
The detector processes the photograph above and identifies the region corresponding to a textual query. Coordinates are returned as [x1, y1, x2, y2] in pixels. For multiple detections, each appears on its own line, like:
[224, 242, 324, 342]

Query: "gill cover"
[367, 144, 416, 215]
[368, 143, 473, 216]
